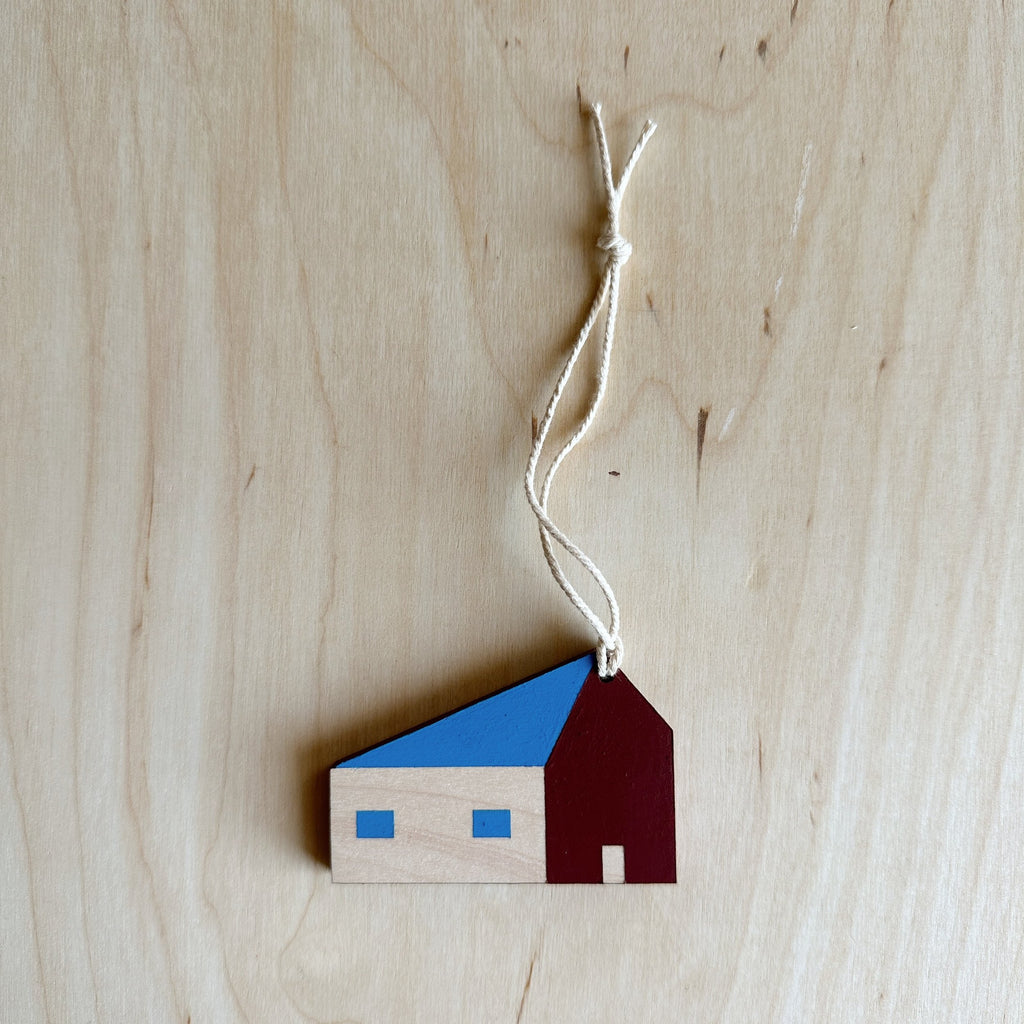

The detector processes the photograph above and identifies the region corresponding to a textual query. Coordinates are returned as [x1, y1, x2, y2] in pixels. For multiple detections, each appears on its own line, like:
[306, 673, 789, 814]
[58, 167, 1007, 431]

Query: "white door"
[601, 845, 625, 884]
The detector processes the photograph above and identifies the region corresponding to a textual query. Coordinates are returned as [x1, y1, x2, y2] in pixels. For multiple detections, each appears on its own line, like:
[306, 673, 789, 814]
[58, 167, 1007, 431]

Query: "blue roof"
[335, 653, 593, 768]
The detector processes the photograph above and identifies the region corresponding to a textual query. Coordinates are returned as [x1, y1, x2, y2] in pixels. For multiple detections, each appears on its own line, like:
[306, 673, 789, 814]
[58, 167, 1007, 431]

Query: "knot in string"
[597, 228, 632, 266]
[524, 103, 656, 680]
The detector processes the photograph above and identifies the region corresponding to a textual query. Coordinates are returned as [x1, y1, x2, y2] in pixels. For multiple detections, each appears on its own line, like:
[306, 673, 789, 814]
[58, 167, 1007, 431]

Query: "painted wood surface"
[330, 656, 675, 883]
[330, 767, 547, 883]
[544, 668, 676, 883]
[332, 653, 592, 768]
[3, 1, 1023, 1020]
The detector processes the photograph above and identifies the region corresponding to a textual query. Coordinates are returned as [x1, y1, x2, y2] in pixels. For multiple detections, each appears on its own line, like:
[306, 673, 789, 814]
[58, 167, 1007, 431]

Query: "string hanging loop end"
[524, 101, 656, 683]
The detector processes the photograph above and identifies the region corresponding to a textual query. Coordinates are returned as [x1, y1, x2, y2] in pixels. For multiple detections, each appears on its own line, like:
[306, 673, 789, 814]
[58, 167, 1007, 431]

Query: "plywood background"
[2, 2, 1022, 1021]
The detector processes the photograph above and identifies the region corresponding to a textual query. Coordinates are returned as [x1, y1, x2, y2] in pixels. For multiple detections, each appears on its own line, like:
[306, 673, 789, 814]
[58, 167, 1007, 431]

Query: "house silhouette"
[330, 653, 676, 883]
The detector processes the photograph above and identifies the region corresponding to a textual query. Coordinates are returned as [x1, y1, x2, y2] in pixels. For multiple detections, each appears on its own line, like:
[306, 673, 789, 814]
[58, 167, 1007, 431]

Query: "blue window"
[356, 810, 394, 838]
[472, 809, 511, 838]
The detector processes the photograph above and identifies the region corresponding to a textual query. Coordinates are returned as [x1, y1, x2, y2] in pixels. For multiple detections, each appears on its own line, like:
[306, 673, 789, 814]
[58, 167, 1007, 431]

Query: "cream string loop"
[524, 103, 655, 680]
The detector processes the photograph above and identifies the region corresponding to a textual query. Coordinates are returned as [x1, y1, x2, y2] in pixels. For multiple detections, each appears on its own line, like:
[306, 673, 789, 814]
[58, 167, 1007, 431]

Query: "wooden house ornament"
[330, 653, 676, 883]
[331, 107, 676, 885]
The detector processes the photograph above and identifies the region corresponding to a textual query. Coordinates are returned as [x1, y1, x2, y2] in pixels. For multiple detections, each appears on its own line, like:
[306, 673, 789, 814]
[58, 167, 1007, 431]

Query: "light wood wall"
[331, 767, 546, 882]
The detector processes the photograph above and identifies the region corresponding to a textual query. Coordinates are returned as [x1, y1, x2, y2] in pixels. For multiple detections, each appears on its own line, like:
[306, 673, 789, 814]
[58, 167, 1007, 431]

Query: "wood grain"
[330, 767, 546, 882]
[2, 1, 1023, 1020]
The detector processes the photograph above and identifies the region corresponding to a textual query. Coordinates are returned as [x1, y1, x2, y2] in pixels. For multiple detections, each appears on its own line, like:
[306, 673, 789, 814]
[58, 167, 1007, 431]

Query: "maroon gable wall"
[544, 668, 676, 883]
